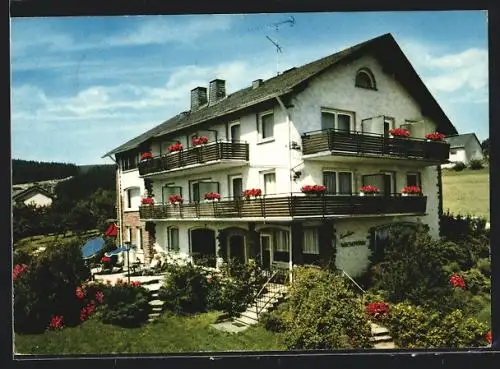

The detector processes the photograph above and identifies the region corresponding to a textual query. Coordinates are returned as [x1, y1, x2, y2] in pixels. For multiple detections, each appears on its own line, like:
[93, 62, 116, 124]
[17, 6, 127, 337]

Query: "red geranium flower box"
[168, 142, 183, 153]
[301, 184, 327, 195]
[204, 192, 221, 201]
[401, 185, 421, 195]
[242, 188, 262, 199]
[425, 132, 446, 141]
[168, 194, 184, 204]
[140, 152, 153, 161]
[141, 197, 154, 205]
[192, 136, 209, 146]
[389, 128, 410, 138]
[360, 185, 380, 194]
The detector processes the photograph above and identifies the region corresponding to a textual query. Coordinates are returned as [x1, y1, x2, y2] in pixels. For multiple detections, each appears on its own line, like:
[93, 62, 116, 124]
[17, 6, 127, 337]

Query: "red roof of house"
[104, 223, 118, 237]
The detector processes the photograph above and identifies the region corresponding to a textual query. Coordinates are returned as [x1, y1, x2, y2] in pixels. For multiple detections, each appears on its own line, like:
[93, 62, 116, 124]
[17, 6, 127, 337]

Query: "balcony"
[301, 129, 449, 164]
[139, 193, 427, 220]
[138, 141, 249, 177]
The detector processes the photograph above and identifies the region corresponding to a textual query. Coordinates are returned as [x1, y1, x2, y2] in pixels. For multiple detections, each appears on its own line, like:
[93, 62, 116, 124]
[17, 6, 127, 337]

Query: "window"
[273, 229, 290, 262]
[406, 172, 421, 188]
[120, 152, 139, 171]
[229, 121, 241, 141]
[126, 227, 132, 243]
[263, 172, 276, 195]
[162, 185, 182, 204]
[321, 110, 353, 132]
[323, 171, 353, 195]
[191, 181, 220, 202]
[302, 228, 319, 254]
[259, 111, 274, 141]
[168, 227, 180, 252]
[125, 187, 141, 209]
[355, 68, 376, 89]
[136, 227, 143, 249]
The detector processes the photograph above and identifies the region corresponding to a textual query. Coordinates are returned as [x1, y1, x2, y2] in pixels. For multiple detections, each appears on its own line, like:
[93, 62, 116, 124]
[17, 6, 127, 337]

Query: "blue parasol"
[81, 237, 105, 260]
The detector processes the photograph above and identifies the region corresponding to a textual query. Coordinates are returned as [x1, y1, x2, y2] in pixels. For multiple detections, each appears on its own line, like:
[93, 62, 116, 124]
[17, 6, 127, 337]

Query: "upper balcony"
[139, 193, 427, 221]
[301, 129, 450, 165]
[138, 140, 249, 178]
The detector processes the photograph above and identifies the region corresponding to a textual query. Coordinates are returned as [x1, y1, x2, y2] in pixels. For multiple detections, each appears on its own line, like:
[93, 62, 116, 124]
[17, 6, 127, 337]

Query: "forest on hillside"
[12, 159, 80, 184]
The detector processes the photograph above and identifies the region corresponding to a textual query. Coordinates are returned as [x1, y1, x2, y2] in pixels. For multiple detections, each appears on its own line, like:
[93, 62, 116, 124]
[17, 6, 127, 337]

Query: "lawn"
[441, 167, 490, 221]
[14, 229, 100, 253]
[14, 311, 285, 355]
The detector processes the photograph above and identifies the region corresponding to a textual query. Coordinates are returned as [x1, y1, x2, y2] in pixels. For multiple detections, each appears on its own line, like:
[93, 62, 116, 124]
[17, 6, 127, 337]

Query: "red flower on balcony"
[425, 132, 446, 141]
[449, 274, 466, 289]
[204, 192, 221, 201]
[401, 186, 422, 194]
[192, 136, 209, 146]
[141, 197, 155, 205]
[168, 142, 183, 153]
[389, 128, 410, 137]
[366, 302, 389, 319]
[140, 152, 153, 161]
[360, 185, 380, 194]
[242, 188, 262, 199]
[301, 185, 327, 194]
[168, 194, 184, 204]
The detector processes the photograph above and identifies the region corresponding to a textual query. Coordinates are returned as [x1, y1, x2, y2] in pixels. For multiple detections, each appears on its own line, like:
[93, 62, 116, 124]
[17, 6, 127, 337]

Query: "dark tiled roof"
[445, 133, 479, 148]
[103, 33, 457, 157]
[12, 185, 54, 201]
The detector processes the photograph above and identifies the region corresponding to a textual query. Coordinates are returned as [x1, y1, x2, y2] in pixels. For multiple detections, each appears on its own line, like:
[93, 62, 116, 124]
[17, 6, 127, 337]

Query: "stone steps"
[370, 322, 396, 348]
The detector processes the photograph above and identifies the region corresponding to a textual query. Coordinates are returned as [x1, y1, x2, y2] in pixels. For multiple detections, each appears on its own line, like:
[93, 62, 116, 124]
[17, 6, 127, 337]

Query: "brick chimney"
[252, 79, 263, 89]
[191, 87, 208, 111]
[209, 79, 226, 104]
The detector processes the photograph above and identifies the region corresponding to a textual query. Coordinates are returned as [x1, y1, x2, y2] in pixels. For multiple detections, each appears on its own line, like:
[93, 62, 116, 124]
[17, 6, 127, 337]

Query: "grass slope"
[14, 312, 285, 355]
[441, 167, 490, 221]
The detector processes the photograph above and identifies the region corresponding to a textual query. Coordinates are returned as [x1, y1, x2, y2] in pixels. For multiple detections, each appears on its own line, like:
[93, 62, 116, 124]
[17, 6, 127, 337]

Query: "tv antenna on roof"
[262, 16, 296, 76]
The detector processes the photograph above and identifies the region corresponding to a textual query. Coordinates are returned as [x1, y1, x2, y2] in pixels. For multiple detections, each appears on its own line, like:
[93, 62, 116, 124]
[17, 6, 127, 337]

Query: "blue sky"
[11, 11, 489, 165]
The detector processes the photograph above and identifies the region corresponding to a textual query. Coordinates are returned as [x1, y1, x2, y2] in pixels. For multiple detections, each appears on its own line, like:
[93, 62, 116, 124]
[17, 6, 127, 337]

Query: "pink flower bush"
[485, 331, 492, 345]
[450, 274, 466, 289]
[95, 291, 104, 304]
[366, 302, 389, 319]
[13, 264, 28, 281]
[75, 287, 85, 300]
[47, 315, 64, 330]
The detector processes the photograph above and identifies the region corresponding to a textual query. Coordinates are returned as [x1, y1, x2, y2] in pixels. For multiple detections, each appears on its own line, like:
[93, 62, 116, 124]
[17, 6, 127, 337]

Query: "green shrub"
[469, 159, 484, 170]
[259, 302, 290, 333]
[385, 303, 489, 348]
[159, 263, 211, 315]
[440, 211, 489, 242]
[453, 161, 466, 171]
[476, 258, 491, 277]
[461, 268, 490, 295]
[13, 239, 91, 333]
[99, 280, 150, 327]
[278, 266, 372, 350]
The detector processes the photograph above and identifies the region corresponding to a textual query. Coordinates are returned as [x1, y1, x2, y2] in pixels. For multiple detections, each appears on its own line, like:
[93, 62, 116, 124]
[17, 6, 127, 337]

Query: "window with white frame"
[321, 110, 353, 132]
[355, 68, 376, 89]
[323, 171, 353, 195]
[263, 172, 276, 195]
[406, 172, 421, 189]
[259, 111, 274, 141]
[125, 187, 141, 209]
[191, 181, 220, 202]
[273, 229, 289, 262]
[168, 227, 180, 252]
[162, 185, 183, 204]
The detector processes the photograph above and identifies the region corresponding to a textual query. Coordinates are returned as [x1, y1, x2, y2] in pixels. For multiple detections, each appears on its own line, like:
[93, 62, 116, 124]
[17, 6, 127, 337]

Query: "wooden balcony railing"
[137, 141, 249, 176]
[139, 193, 427, 220]
[301, 129, 450, 162]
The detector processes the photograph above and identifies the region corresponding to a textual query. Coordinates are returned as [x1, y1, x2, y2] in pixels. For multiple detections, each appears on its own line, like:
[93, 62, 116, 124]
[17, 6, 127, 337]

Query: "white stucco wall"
[121, 168, 145, 211]
[23, 193, 53, 207]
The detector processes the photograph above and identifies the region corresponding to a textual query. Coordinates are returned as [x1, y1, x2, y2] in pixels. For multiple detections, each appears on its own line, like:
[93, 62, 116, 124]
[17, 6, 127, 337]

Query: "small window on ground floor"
[302, 227, 320, 265]
[273, 229, 290, 262]
[168, 227, 180, 252]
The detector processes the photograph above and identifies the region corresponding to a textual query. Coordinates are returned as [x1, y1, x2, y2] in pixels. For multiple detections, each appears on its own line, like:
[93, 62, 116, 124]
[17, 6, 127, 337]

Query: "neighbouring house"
[441, 133, 484, 168]
[12, 185, 54, 207]
[102, 33, 457, 277]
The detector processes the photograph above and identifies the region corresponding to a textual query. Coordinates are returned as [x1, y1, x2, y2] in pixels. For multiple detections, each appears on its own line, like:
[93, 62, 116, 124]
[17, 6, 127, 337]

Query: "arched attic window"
[355, 68, 376, 90]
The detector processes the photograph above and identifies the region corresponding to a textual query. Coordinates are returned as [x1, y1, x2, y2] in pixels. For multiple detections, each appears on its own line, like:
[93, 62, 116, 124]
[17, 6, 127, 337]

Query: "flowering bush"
[301, 185, 327, 194]
[204, 192, 221, 201]
[168, 142, 183, 152]
[401, 185, 421, 194]
[141, 197, 154, 205]
[366, 302, 390, 320]
[425, 132, 446, 141]
[140, 152, 153, 161]
[47, 315, 64, 331]
[389, 128, 410, 137]
[168, 194, 184, 204]
[192, 136, 209, 146]
[450, 274, 466, 289]
[360, 185, 380, 194]
[12, 264, 28, 282]
[485, 331, 492, 345]
[242, 188, 262, 199]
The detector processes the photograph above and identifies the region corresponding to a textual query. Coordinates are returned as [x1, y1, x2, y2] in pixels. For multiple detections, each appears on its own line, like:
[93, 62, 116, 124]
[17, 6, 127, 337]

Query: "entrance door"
[190, 229, 216, 267]
[260, 234, 272, 270]
[229, 235, 245, 264]
[230, 176, 243, 200]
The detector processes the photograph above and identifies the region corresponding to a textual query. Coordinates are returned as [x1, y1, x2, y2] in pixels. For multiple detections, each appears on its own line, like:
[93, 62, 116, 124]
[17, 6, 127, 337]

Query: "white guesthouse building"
[103, 34, 457, 278]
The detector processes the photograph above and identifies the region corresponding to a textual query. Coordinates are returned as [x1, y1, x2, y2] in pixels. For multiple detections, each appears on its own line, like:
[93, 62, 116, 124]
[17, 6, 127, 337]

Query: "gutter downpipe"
[276, 95, 293, 283]
[107, 154, 123, 248]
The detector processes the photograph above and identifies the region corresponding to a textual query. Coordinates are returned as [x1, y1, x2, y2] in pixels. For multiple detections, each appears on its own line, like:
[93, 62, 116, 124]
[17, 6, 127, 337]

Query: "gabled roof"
[12, 185, 54, 202]
[103, 33, 457, 158]
[445, 133, 481, 149]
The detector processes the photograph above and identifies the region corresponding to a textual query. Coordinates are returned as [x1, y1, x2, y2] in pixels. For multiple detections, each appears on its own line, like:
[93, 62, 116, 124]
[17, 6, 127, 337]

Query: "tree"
[481, 138, 489, 161]
[89, 188, 116, 232]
